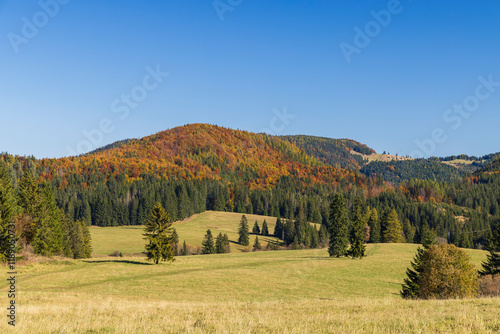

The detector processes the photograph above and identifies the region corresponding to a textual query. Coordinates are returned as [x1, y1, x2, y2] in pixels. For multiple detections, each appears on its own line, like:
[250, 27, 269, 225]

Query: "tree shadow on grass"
[82, 260, 153, 265]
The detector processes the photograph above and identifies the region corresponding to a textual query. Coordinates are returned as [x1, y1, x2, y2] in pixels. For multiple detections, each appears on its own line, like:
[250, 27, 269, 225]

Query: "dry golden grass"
[1, 233, 498, 333]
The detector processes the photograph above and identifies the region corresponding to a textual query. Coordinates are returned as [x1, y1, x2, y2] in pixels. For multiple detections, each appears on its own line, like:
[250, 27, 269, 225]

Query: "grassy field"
[90, 211, 283, 254]
[1, 242, 499, 333]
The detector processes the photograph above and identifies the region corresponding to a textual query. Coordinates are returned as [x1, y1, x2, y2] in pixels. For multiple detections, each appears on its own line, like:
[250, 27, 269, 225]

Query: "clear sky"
[1, 0, 499, 159]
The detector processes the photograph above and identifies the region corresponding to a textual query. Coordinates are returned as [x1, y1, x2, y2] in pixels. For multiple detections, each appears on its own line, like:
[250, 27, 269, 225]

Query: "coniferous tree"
[274, 216, 284, 240]
[480, 220, 500, 277]
[253, 236, 261, 251]
[328, 194, 349, 257]
[349, 197, 366, 259]
[238, 215, 250, 246]
[400, 229, 436, 299]
[252, 221, 260, 234]
[201, 229, 215, 254]
[182, 240, 188, 256]
[171, 228, 179, 247]
[0, 162, 16, 260]
[367, 208, 380, 243]
[143, 203, 175, 264]
[382, 208, 404, 243]
[261, 220, 269, 236]
[215, 232, 230, 254]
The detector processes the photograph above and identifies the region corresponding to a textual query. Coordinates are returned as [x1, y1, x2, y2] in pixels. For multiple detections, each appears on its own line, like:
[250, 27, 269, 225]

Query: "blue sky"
[1, 0, 499, 159]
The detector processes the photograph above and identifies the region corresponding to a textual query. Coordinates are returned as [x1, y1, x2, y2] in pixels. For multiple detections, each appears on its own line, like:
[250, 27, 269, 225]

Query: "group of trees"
[401, 219, 500, 299]
[328, 195, 366, 259]
[0, 162, 92, 260]
[201, 230, 230, 254]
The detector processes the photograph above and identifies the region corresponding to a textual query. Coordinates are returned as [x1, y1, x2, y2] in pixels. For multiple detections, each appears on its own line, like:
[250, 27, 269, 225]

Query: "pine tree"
[252, 221, 260, 234]
[201, 229, 215, 254]
[215, 232, 229, 254]
[222, 233, 230, 253]
[17, 168, 42, 244]
[274, 216, 284, 240]
[400, 233, 436, 298]
[182, 240, 188, 256]
[480, 220, 500, 277]
[0, 162, 17, 260]
[143, 202, 175, 264]
[367, 208, 380, 243]
[253, 236, 261, 251]
[261, 220, 269, 236]
[349, 197, 366, 259]
[238, 215, 250, 246]
[382, 208, 403, 243]
[328, 194, 349, 257]
[171, 228, 179, 246]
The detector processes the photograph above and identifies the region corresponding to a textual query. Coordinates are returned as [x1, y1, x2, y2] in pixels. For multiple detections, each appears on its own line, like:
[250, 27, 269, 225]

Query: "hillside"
[1, 244, 496, 333]
[361, 159, 468, 183]
[90, 211, 283, 254]
[279, 135, 375, 169]
[38, 124, 359, 189]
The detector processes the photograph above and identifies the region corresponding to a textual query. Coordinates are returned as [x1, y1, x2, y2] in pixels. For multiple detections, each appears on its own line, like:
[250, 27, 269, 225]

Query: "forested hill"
[279, 135, 374, 169]
[2, 123, 499, 250]
[360, 159, 468, 184]
[37, 123, 361, 189]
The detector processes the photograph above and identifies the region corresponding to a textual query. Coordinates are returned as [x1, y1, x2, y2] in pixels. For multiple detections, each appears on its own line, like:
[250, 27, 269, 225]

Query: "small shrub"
[478, 275, 500, 297]
[109, 251, 123, 257]
[419, 244, 478, 299]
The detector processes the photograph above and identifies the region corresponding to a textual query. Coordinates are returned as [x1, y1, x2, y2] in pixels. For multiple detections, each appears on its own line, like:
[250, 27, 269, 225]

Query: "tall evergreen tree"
[182, 240, 188, 256]
[367, 208, 380, 243]
[480, 220, 500, 277]
[201, 229, 215, 254]
[274, 216, 284, 240]
[349, 197, 366, 259]
[328, 194, 349, 257]
[382, 208, 403, 243]
[261, 219, 269, 236]
[253, 236, 261, 251]
[252, 221, 260, 234]
[143, 202, 175, 264]
[238, 215, 250, 246]
[215, 232, 230, 254]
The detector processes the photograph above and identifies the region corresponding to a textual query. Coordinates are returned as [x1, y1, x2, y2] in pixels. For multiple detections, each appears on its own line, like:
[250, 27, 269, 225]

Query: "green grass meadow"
[1, 211, 499, 333]
[90, 211, 282, 254]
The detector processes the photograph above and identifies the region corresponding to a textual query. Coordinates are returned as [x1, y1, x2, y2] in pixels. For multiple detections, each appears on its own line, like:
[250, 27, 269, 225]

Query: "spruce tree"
[238, 215, 250, 246]
[328, 194, 349, 257]
[480, 220, 500, 277]
[171, 228, 179, 246]
[368, 208, 380, 243]
[382, 208, 403, 243]
[143, 202, 175, 264]
[182, 240, 188, 256]
[261, 220, 269, 236]
[253, 236, 261, 251]
[215, 232, 226, 254]
[201, 229, 215, 254]
[252, 221, 260, 234]
[274, 216, 284, 240]
[400, 230, 436, 298]
[349, 197, 366, 259]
